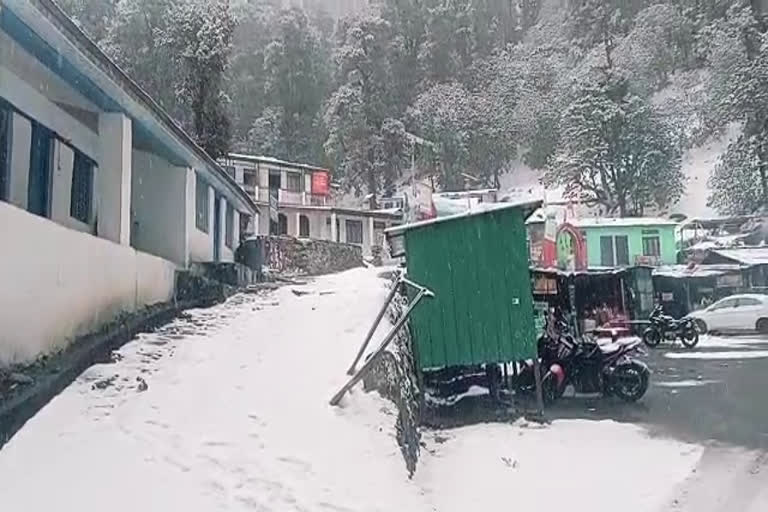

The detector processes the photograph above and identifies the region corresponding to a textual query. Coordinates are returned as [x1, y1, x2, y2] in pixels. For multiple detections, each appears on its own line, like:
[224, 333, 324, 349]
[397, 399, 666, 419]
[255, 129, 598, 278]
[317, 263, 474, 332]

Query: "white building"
[0, 0, 259, 365]
[222, 153, 401, 258]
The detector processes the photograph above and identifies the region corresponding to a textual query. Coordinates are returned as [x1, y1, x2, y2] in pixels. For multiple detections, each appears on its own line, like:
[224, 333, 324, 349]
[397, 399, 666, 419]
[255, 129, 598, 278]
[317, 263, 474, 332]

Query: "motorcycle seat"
[599, 342, 622, 354]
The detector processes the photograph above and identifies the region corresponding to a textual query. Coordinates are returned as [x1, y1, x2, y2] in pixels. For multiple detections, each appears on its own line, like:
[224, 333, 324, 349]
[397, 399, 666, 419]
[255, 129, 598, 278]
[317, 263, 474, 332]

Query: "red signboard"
[311, 171, 330, 195]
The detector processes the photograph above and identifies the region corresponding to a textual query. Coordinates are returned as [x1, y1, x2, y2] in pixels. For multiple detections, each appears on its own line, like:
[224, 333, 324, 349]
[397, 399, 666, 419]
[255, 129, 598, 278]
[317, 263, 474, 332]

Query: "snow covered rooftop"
[573, 217, 679, 228]
[653, 264, 746, 279]
[710, 247, 768, 265]
[385, 199, 542, 235]
[226, 153, 329, 172]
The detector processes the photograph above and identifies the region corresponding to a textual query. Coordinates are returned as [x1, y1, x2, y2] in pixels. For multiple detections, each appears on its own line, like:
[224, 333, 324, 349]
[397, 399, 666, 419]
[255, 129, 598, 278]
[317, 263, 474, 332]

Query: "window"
[0, 106, 10, 202]
[70, 150, 94, 224]
[615, 235, 629, 266]
[244, 171, 258, 187]
[195, 173, 209, 233]
[642, 236, 661, 257]
[711, 298, 737, 311]
[224, 165, 236, 180]
[277, 213, 288, 235]
[269, 171, 281, 189]
[225, 203, 234, 248]
[346, 219, 363, 245]
[286, 172, 302, 192]
[736, 297, 762, 307]
[600, 236, 615, 267]
[28, 121, 53, 217]
[373, 221, 386, 247]
[299, 214, 310, 237]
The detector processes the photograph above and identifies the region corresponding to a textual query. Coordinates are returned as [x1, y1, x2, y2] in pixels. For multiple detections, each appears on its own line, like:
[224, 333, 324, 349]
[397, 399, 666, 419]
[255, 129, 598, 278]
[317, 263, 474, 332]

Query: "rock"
[9, 372, 34, 385]
[136, 376, 149, 392]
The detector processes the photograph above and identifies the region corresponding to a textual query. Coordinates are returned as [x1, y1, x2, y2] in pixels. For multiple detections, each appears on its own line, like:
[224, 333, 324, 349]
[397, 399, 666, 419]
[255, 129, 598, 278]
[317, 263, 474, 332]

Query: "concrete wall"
[188, 170, 215, 263]
[0, 201, 176, 366]
[130, 150, 188, 266]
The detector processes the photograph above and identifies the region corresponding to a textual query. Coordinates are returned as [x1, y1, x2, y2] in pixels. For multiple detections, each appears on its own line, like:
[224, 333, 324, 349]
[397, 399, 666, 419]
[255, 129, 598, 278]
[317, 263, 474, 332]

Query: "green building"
[386, 201, 540, 370]
[573, 217, 678, 268]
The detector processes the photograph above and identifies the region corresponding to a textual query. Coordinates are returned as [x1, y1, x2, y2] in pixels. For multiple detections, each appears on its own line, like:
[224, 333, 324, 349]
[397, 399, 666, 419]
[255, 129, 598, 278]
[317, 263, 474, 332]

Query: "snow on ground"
[665, 350, 768, 360]
[0, 268, 703, 511]
[666, 334, 768, 359]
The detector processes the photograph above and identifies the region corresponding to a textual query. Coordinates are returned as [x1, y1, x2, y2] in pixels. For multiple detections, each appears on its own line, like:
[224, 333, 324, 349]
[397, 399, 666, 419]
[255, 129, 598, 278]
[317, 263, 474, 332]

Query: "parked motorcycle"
[519, 317, 650, 403]
[643, 305, 699, 349]
[546, 334, 650, 403]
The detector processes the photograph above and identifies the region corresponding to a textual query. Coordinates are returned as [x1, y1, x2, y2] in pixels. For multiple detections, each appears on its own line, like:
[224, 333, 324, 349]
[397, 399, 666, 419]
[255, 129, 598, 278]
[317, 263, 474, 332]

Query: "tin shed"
[386, 201, 541, 370]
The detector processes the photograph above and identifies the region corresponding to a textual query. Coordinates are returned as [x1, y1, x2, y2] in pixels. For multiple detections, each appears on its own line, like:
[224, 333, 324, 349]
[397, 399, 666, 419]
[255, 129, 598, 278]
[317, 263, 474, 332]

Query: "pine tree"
[166, 0, 235, 159]
[545, 75, 684, 216]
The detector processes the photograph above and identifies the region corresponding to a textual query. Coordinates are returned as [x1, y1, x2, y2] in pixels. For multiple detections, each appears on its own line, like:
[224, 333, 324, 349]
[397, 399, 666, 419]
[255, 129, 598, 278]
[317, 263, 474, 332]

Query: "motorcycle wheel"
[611, 361, 649, 402]
[540, 371, 561, 405]
[643, 327, 662, 348]
[680, 327, 699, 348]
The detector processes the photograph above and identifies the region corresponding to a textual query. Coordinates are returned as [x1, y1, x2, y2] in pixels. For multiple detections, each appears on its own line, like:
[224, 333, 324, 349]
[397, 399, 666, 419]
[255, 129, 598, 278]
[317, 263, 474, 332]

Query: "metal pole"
[533, 358, 545, 416]
[330, 289, 428, 406]
[347, 279, 401, 375]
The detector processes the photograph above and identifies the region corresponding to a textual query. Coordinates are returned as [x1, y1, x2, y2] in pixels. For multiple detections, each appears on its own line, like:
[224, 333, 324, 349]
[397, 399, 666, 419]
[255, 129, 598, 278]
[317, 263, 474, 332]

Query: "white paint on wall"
[130, 150, 188, 266]
[97, 112, 132, 245]
[49, 140, 90, 234]
[8, 112, 30, 209]
[0, 64, 99, 162]
[0, 201, 175, 366]
[188, 171, 214, 263]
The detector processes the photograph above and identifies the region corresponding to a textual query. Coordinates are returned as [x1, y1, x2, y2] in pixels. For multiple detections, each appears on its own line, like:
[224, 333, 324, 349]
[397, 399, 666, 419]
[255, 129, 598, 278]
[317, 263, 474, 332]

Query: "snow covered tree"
[412, 81, 515, 190]
[324, 13, 405, 205]
[242, 7, 329, 162]
[705, 3, 768, 213]
[102, 0, 178, 114]
[165, 0, 235, 159]
[545, 75, 684, 216]
[708, 133, 768, 214]
[56, 0, 117, 43]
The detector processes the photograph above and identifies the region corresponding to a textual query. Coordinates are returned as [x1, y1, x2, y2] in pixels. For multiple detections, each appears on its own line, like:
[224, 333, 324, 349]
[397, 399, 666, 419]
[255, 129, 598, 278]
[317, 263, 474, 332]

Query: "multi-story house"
[222, 153, 401, 258]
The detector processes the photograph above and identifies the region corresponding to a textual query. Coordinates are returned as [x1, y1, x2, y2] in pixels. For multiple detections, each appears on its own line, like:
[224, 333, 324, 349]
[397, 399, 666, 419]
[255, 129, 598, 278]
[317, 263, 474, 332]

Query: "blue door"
[28, 122, 52, 217]
[213, 194, 221, 261]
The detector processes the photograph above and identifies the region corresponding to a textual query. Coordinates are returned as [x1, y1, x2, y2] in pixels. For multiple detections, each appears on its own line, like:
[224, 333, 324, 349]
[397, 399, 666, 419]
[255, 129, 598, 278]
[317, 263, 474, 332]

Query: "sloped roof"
[710, 247, 768, 265]
[573, 217, 678, 228]
[385, 199, 542, 235]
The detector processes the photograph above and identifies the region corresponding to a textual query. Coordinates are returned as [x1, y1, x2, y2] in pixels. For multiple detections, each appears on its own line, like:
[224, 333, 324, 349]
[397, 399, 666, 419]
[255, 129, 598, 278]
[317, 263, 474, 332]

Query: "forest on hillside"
[57, 0, 768, 216]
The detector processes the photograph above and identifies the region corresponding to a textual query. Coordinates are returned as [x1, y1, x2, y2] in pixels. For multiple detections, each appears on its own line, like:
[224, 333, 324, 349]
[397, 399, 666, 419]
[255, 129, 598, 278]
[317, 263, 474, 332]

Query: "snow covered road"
[0, 268, 709, 511]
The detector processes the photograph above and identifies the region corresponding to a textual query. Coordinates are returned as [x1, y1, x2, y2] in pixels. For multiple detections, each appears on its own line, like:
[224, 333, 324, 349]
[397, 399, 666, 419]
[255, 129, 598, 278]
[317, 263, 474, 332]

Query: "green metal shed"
[386, 200, 541, 370]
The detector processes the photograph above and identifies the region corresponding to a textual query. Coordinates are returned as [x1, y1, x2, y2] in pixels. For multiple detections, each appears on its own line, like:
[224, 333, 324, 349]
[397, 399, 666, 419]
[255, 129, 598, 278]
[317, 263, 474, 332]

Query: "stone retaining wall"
[261, 236, 363, 275]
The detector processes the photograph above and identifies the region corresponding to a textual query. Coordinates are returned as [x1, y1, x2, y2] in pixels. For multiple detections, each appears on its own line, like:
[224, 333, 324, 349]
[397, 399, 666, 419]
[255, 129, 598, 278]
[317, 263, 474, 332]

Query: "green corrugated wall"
[405, 207, 536, 369]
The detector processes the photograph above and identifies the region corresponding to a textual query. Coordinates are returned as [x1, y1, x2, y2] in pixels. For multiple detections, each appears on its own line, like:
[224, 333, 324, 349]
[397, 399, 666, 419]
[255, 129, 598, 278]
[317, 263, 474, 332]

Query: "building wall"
[188, 170, 215, 263]
[187, 171, 237, 264]
[0, 201, 175, 366]
[130, 150, 188, 266]
[583, 225, 677, 267]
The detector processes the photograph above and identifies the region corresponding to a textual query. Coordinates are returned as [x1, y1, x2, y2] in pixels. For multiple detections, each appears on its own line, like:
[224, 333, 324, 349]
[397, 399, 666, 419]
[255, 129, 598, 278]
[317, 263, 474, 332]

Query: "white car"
[688, 294, 768, 334]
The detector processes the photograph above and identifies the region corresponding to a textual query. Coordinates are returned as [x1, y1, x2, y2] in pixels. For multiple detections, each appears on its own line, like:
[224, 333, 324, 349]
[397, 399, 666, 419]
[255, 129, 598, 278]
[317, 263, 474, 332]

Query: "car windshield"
[2, 1, 768, 511]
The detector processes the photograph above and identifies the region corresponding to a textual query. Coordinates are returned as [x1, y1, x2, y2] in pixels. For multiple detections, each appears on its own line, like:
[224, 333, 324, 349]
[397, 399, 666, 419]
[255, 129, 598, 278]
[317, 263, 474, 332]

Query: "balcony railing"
[245, 186, 329, 206]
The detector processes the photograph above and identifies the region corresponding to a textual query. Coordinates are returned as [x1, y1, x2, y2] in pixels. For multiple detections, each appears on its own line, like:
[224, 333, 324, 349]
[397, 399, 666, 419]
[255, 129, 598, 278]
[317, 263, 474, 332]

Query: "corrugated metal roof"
[711, 247, 768, 265]
[385, 199, 542, 235]
[573, 217, 678, 228]
[653, 264, 746, 279]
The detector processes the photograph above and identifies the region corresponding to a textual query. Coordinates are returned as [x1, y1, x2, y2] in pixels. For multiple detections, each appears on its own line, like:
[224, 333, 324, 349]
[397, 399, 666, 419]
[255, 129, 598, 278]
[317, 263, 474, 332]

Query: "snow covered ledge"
[0, 202, 176, 366]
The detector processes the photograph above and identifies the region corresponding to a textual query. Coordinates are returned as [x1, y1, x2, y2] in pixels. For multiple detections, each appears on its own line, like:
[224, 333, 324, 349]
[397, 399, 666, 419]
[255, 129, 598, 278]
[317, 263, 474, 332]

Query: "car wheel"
[693, 319, 708, 334]
[756, 318, 768, 334]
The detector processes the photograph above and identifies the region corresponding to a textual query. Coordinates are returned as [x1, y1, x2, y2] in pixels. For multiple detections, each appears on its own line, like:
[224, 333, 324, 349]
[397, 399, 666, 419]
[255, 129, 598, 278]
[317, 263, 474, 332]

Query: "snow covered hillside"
[0, 267, 707, 511]
[499, 125, 739, 220]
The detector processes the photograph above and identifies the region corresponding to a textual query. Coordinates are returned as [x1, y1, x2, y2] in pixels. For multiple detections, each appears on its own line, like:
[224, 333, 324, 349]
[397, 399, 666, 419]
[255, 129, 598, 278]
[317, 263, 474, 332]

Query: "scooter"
[643, 305, 699, 349]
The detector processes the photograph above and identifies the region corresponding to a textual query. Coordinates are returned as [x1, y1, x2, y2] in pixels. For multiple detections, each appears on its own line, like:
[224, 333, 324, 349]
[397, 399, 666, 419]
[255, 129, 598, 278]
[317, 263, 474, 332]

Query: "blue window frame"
[70, 150, 94, 223]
